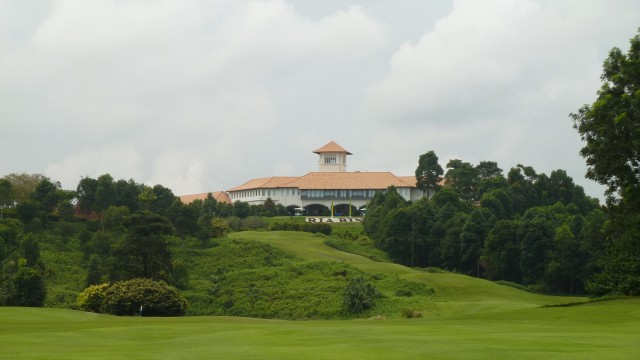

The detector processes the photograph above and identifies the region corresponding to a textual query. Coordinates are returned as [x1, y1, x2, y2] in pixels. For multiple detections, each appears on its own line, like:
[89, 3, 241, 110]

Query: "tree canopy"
[571, 28, 640, 296]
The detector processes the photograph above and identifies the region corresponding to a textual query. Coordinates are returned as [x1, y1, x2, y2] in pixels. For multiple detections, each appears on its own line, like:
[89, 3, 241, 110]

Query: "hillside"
[229, 231, 586, 316]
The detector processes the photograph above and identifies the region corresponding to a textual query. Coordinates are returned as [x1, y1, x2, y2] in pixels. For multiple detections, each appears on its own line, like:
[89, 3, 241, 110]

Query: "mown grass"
[1, 298, 639, 359]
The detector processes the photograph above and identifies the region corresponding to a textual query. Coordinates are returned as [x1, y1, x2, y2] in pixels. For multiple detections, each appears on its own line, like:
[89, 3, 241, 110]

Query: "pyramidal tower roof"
[312, 141, 352, 155]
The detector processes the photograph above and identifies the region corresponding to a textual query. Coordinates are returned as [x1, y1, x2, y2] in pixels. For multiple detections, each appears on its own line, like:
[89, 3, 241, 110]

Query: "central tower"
[313, 141, 352, 172]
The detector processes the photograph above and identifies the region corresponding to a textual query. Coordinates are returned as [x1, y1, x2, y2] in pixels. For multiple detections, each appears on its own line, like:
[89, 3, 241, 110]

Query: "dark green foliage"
[571, 29, 640, 297]
[483, 220, 521, 282]
[415, 151, 443, 197]
[85, 254, 102, 287]
[149, 185, 177, 217]
[76, 177, 98, 216]
[11, 267, 47, 306]
[0, 233, 46, 307]
[233, 201, 251, 219]
[109, 212, 174, 282]
[94, 174, 116, 214]
[364, 151, 605, 295]
[166, 200, 200, 237]
[0, 178, 13, 220]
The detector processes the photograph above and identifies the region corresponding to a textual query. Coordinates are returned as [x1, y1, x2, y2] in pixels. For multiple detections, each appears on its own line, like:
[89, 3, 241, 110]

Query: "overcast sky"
[2, 0, 639, 199]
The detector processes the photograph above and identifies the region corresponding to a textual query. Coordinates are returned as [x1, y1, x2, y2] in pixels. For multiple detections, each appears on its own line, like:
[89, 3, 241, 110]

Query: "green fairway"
[1, 299, 639, 359]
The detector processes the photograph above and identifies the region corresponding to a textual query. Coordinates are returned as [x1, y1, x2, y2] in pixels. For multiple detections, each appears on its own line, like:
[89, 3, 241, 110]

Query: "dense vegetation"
[365, 161, 603, 294]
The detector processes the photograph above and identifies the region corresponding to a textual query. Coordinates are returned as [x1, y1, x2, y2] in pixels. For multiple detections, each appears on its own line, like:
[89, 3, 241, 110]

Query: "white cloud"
[359, 0, 640, 197]
[45, 146, 143, 189]
[2, 0, 639, 200]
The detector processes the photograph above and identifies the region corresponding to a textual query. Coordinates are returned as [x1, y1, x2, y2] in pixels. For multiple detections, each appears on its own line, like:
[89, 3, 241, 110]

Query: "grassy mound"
[230, 231, 587, 315]
[177, 238, 434, 318]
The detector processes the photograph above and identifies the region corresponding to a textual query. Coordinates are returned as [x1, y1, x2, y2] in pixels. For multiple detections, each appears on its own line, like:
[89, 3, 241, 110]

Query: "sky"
[2, 0, 639, 200]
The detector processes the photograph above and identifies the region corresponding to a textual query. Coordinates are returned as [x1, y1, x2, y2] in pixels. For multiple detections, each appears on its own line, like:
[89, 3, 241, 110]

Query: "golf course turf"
[1, 230, 638, 359]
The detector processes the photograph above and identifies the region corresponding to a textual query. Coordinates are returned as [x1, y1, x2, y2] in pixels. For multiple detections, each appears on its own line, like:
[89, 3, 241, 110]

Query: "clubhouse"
[180, 141, 427, 215]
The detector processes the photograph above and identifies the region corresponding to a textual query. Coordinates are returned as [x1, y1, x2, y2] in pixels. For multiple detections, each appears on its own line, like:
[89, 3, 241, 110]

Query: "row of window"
[324, 156, 337, 164]
[301, 189, 378, 199]
[230, 188, 416, 200]
[230, 188, 300, 199]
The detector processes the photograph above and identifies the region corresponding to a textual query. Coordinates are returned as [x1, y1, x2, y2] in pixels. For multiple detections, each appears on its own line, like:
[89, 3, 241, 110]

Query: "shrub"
[77, 279, 187, 316]
[102, 278, 187, 316]
[77, 283, 110, 312]
[395, 289, 413, 297]
[343, 276, 378, 314]
[401, 308, 423, 318]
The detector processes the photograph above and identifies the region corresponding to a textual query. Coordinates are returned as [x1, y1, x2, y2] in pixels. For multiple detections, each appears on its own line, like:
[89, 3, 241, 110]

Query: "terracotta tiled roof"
[227, 176, 300, 192]
[398, 176, 417, 187]
[179, 191, 232, 204]
[312, 141, 352, 155]
[287, 172, 415, 190]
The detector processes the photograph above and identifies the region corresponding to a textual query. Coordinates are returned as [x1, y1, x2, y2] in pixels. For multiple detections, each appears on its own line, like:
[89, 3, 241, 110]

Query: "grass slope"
[229, 231, 585, 315]
[1, 299, 639, 359]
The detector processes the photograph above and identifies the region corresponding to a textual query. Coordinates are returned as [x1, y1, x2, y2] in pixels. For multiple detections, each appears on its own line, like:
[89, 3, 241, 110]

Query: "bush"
[401, 308, 423, 318]
[77, 279, 187, 316]
[343, 276, 378, 314]
[103, 278, 187, 316]
[77, 283, 110, 312]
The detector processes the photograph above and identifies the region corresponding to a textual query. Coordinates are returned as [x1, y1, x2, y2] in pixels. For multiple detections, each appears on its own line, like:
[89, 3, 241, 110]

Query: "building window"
[325, 156, 336, 164]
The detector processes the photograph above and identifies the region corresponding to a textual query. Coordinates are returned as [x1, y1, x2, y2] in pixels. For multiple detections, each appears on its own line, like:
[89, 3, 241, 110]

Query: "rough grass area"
[2, 298, 639, 359]
[176, 238, 434, 318]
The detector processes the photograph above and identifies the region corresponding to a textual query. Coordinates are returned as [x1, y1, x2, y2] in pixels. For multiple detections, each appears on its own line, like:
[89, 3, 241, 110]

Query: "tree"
[113, 179, 142, 212]
[460, 208, 496, 276]
[476, 161, 503, 180]
[262, 197, 276, 216]
[415, 151, 444, 198]
[138, 186, 157, 211]
[2, 173, 46, 204]
[76, 176, 98, 215]
[100, 205, 131, 233]
[166, 200, 200, 238]
[571, 28, 640, 296]
[444, 160, 479, 202]
[150, 185, 176, 216]
[30, 177, 61, 215]
[544, 225, 584, 294]
[109, 212, 174, 282]
[233, 201, 251, 219]
[571, 29, 640, 198]
[85, 254, 103, 287]
[94, 174, 116, 215]
[11, 267, 46, 307]
[210, 217, 229, 238]
[0, 179, 13, 219]
[483, 219, 521, 282]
